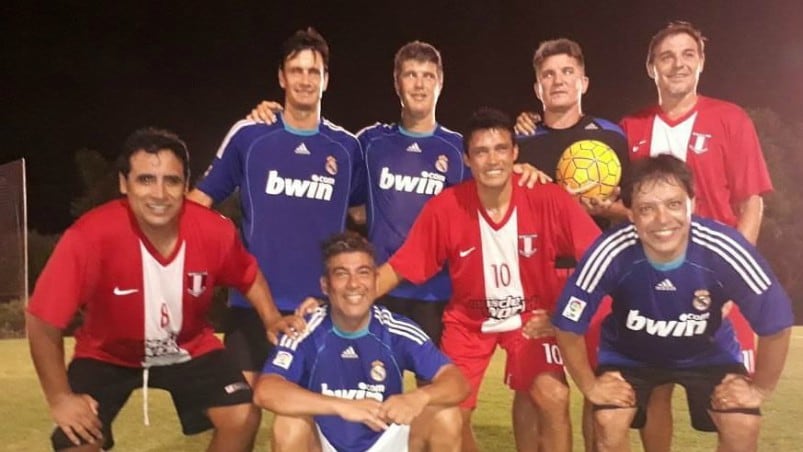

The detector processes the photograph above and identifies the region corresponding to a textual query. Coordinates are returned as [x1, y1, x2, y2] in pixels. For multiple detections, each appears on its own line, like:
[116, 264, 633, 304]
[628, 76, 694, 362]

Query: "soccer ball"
[555, 140, 622, 201]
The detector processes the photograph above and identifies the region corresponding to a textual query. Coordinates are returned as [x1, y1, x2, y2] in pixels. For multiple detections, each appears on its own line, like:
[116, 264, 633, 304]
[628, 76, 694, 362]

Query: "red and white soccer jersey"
[389, 175, 601, 329]
[28, 199, 259, 368]
[620, 96, 773, 227]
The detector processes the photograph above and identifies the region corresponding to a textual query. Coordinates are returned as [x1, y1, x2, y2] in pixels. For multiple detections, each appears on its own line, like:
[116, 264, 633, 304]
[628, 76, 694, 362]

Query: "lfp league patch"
[272, 350, 294, 370]
[561, 296, 587, 322]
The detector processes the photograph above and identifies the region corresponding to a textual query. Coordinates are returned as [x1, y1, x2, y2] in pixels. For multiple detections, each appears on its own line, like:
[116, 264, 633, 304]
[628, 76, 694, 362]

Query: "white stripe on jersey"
[691, 222, 771, 294]
[322, 118, 358, 138]
[479, 209, 525, 305]
[280, 307, 328, 351]
[374, 307, 429, 345]
[575, 226, 638, 293]
[215, 119, 259, 158]
[141, 241, 190, 366]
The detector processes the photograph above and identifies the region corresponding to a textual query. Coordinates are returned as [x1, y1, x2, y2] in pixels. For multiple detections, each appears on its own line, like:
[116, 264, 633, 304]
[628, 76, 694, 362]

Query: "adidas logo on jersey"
[406, 143, 423, 153]
[340, 346, 359, 359]
[294, 143, 311, 155]
[265, 170, 334, 200]
[378, 166, 445, 195]
[584, 122, 600, 130]
[654, 279, 676, 291]
[625, 310, 710, 337]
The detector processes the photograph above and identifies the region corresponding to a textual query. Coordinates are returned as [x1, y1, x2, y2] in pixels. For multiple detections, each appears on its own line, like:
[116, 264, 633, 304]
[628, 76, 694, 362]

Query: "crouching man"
[255, 232, 470, 451]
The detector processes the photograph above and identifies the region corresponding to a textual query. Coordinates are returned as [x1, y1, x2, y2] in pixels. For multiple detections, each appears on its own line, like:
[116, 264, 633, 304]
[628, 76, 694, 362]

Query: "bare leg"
[528, 371, 572, 452]
[512, 391, 540, 452]
[582, 398, 598, 452]
[710, 411, 760, 452]
[458, 408, 479, 452]
[410, 405, 463, 452]
[206, 403, 260, 452]
[271, 414, 321, 452]
[595, 407, 636, 452]
[639, 383, 673, 452]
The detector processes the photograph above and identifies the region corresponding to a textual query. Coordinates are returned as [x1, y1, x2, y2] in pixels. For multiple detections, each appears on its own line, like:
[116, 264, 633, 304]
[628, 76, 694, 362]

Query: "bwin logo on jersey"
[625, 310, 709, 337]
[378, 167, 445, 195]
[265, 170, 334, 200]
[321, 382, 385, 402]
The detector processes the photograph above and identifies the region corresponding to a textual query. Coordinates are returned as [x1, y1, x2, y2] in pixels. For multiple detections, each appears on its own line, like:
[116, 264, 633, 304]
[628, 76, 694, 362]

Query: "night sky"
[3, 0, 802, 233]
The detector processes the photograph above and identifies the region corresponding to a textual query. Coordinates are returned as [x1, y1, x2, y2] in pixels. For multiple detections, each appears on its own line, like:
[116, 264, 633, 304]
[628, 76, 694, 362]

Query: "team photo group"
[26, 19, 793, 452]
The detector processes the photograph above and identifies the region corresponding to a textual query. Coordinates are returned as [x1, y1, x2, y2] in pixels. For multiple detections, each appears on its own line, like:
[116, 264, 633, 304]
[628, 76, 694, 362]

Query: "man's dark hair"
[280, 27, 330, 70]
[394, 41, 443, 78]
[532, 38, 585, 74]
[321, 231, 375, 269]
[462, 107, 516, 154]
[620, 154, 695, 208]
[646, 21, 706, 65]
[118, 127, 190, 181]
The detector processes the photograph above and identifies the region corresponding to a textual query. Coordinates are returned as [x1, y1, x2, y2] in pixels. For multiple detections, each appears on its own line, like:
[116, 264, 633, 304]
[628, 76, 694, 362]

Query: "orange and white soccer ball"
[555, 139, 622, 201]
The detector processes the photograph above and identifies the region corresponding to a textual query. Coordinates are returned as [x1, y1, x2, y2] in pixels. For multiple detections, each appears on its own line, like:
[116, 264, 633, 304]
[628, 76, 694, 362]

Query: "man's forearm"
[752, 327, 791, 395]
[244, 272, 282, 327]
[254, 374, 344, 416]
[376, 263, 404, 298]
[417, 364, 470, 407]
[735, 195, 764, 244]
[26, 312, 72, 404]
[555, 329, 598, 395]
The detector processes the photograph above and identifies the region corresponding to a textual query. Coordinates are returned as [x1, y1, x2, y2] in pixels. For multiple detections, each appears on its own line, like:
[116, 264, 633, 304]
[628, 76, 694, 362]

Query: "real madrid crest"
[692, 289, 712, 311]
[370, 360, 386, 382]
[435, 154, 449, 173]
[325, 155, 338, 176]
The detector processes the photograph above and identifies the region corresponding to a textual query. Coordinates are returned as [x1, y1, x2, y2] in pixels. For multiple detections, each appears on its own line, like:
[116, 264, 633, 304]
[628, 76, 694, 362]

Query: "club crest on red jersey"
[689, 132, 711, 155]
[186, 271, 208, 297]
[519, 234, 538, 258]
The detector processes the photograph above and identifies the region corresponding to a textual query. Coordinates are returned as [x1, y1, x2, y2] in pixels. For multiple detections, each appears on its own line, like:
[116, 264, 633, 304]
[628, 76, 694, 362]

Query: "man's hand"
[577, 187, 620, 216]
[266, 315, 306, 344]
[295, 297, 322, 317]
[513, 163, 552, 188]
[712, 373, 767, 410]
[247, 101, 283, 124]
[379, 391, 430, 425]
[335, 399, 389, 432]
[515, 111, 541, 135]
[521, 309, 555, 339]
[50, 392, 103, 446]
[584, 371, 635, 407]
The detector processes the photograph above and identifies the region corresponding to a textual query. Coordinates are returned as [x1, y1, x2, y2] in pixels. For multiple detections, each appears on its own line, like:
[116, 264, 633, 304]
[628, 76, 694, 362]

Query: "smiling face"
[119, 149, 187, 233]
[464, 127, 519, 191]
[321, 250, 377, 331]
[395, 59, 442, 120]
[648, 32, 704, 100]
[628, 175, 693, 264]
[279, 49, 328, 112]
[535, 53, 588, 113]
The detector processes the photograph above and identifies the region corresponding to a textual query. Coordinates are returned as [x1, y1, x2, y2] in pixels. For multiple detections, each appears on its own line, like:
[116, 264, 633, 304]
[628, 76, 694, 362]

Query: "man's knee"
[711, 412, 760, 451]
[529, 373, 570, 412]
[594, 408, 635, 450]
[208, 403, 260, 434]
[272, 414, 319, 452]
[411, 406, 463, 451]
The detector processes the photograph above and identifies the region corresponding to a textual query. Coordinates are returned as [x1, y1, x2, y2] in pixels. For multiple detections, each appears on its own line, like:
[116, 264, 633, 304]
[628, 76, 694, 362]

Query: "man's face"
[119, 149, 187, 232]
[464, 128, 519, 190]
[648, 32, 704, 99]
[279, 49, 328, 111]
[535, 54, 588, 113]
[628, 176, 693, 264]
[395, 59, 442, 118]
[321, 251, 377, 328]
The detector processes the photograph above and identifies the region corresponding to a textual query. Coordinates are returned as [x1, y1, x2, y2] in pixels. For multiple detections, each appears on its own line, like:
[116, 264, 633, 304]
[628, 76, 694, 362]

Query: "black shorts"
[51, 349, 252, 451]
[224, 306, 294, 372]
[377, 295, 446, 346]
[594, 364, 759, 432]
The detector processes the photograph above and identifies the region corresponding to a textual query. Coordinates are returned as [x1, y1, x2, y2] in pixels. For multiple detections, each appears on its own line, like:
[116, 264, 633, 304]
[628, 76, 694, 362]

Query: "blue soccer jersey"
[359, 123, 467, 301]
[264, 305, 450, 452]
[553, 216, 793, 368]
[197, 117, 364, 310]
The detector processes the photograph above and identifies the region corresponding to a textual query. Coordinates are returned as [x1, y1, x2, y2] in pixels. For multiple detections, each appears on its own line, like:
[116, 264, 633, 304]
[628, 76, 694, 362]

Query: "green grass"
[3, 329, 802, 451]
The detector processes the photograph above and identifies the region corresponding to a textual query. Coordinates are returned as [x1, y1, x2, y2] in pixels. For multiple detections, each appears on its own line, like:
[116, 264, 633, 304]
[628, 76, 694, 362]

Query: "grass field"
[2, 329, 801, 451]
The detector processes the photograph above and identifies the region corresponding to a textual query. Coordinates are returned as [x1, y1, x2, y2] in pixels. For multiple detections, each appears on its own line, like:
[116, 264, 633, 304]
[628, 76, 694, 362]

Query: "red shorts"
[441, 311, 564, 409]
